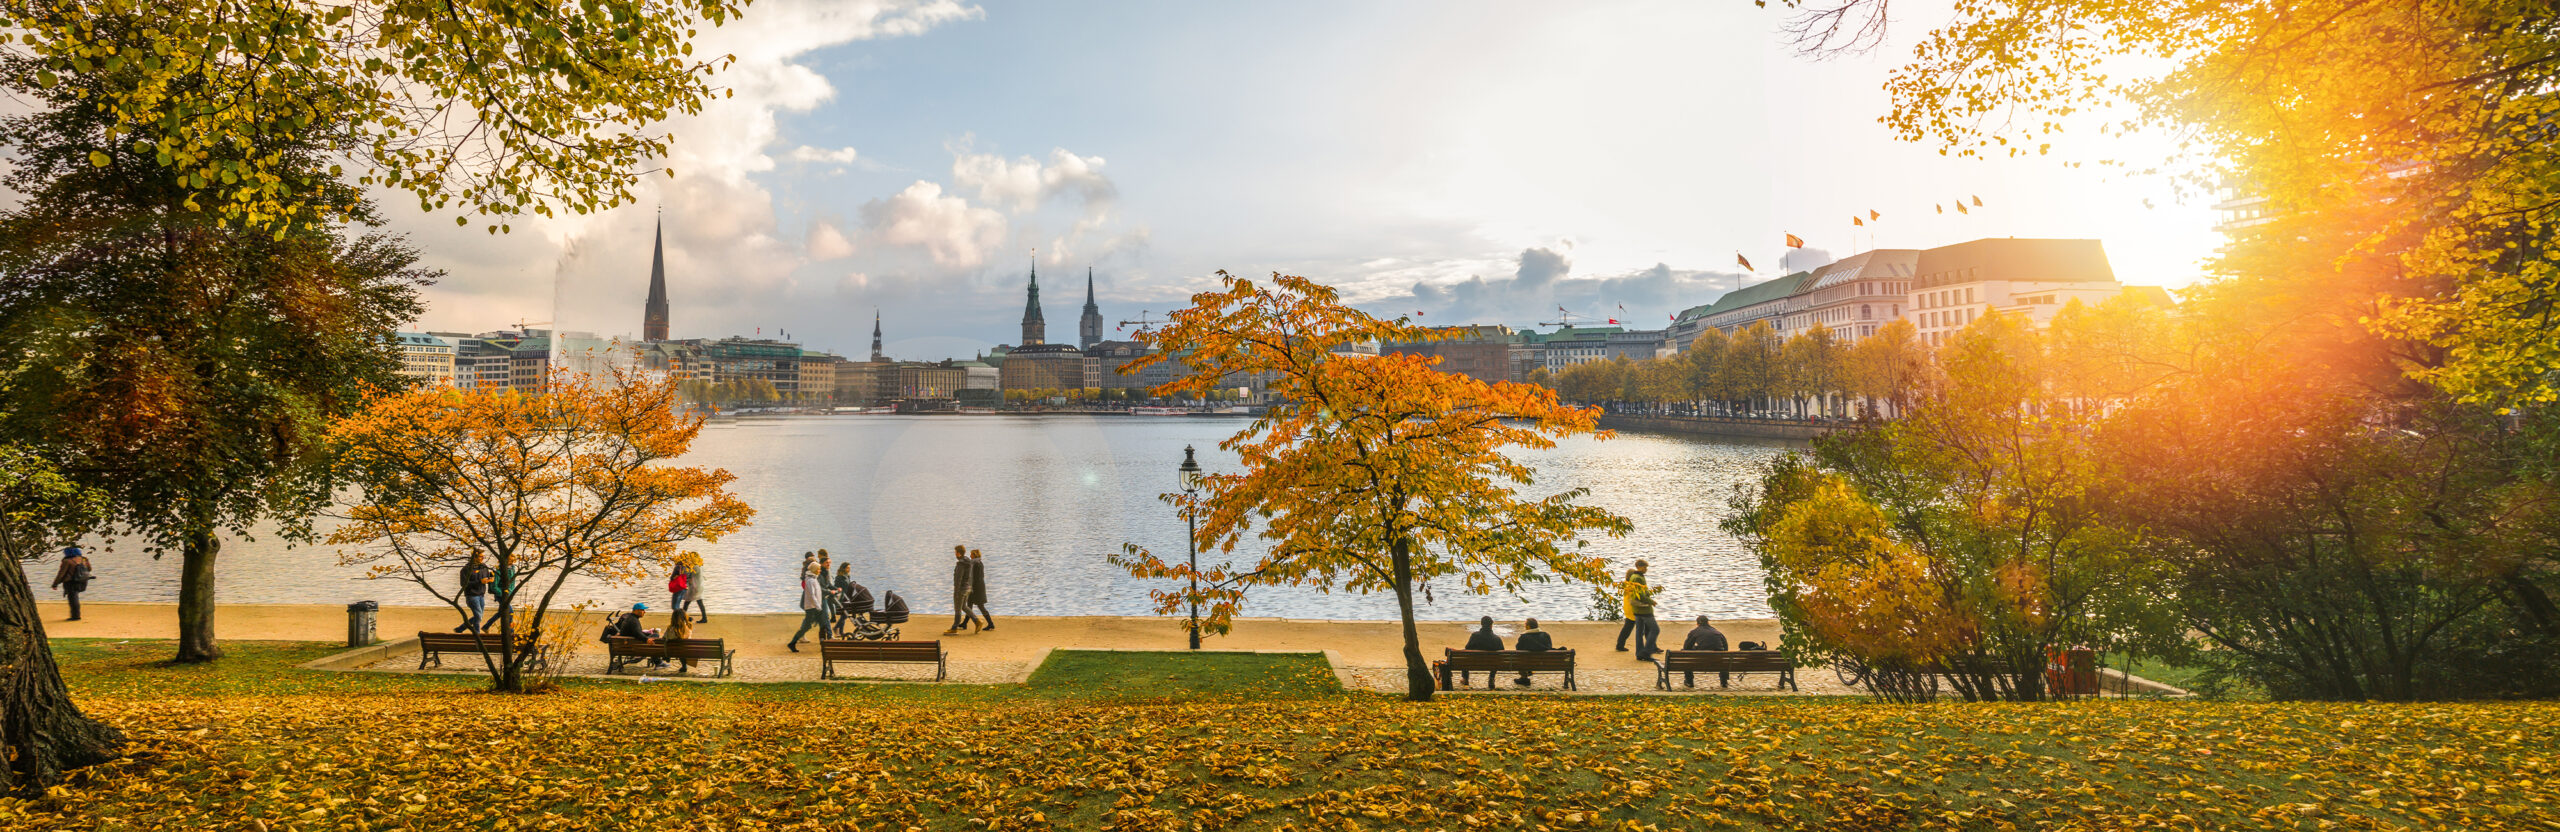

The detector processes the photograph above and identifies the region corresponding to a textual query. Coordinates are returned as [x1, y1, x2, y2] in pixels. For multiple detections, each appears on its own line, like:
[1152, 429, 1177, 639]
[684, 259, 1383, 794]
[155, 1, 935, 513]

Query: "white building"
[391, 332, 455, 386]
[1907, 238, 2134, 345]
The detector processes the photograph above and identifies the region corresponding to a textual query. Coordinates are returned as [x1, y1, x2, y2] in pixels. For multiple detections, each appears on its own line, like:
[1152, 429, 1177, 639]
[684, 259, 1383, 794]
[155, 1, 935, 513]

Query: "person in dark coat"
[966, 548, 993, 631]
[1680, 615, 1731, 688]
[1455, 616, 1504, 687]
[945, 545, 978, 634]
[457, 555, 494, 632]
[603, 603, 665, 669]
[1512, 618, 1556, 687]
[50, 546, 92, 622]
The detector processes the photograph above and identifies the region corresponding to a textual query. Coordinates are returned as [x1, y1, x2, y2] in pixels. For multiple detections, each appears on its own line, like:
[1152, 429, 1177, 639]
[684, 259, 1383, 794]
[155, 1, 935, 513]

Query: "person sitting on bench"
[1512, 618, 1556, 687]
[603, 603, 667, 669]
[1454, 616, 1504, 686]
[1680, 614, 1729, 688]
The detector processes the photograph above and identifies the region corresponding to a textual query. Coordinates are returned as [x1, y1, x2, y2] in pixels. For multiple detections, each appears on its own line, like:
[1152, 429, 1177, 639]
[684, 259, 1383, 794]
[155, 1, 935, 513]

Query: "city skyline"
[367, 0, 2218, 362]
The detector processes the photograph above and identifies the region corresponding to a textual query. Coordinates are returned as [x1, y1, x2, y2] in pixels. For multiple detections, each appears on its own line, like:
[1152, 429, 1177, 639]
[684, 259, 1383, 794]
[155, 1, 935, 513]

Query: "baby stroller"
[830, 581, 874, 638]
[849, 590, 908, 641]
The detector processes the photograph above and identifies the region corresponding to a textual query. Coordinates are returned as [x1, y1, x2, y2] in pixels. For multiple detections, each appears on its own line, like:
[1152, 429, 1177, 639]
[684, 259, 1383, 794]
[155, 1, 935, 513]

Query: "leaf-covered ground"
[10, 640, 2557, 831]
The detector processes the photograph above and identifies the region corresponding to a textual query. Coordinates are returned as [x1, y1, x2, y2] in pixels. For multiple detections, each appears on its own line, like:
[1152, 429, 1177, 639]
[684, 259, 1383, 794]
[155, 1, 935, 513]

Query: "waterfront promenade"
[37, 601, 1805, 693]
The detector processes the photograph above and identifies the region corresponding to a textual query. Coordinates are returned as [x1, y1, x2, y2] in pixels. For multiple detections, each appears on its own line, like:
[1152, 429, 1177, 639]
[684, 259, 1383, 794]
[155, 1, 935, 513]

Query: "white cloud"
[951, 145, 1117, 213]
[786, 145, 863, 166]
[807, 219, 855, 260]
[860, 181, 1009, 268]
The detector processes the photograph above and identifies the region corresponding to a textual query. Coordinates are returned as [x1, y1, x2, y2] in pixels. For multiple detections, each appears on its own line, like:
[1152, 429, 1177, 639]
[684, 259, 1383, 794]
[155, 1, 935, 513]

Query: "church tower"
[642, 215, 670, 342]
[870, 310, 886, 363]
[1020, 258, 1047, 345]
[1078, 267, 1104, 349]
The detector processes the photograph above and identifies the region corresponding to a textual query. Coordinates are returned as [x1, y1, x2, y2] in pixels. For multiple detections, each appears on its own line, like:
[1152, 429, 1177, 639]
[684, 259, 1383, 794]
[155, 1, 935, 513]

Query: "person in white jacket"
[787, 563, 826, 652]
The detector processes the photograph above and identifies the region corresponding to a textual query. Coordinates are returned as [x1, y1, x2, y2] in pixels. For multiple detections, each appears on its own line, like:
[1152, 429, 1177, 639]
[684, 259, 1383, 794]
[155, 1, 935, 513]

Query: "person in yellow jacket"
[1628, 568, 1662, 660]
[1613, 559, 1650, 652]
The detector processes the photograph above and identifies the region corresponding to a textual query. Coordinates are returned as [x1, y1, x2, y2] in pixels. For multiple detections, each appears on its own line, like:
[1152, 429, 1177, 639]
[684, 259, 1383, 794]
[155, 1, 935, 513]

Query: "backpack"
[668, 572, 689, 593]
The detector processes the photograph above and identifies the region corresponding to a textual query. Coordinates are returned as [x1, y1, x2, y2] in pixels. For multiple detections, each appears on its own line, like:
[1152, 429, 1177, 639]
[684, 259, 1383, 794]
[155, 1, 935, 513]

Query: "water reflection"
[34, 416, 1787, 621]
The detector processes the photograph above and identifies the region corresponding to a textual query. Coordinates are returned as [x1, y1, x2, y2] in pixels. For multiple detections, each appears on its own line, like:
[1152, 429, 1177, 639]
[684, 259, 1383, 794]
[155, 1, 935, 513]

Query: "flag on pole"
[1737, 252, 1755, 271]
[1971, 194, 1984, 207]
[1607, 317, 1619, 325]
[1869, 209, 1881, 221]
[1955, 201, 1970, 215]
[1853, 216, 1865, 227]
[1784, 233, 1804, 248]
[1936, 204, 1944, 214]
[1414, 310, 1425, 317]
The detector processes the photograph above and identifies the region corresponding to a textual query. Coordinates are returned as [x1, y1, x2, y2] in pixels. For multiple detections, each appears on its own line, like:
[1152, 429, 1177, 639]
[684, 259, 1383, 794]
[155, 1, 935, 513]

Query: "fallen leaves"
[0, 692, 2552, 831]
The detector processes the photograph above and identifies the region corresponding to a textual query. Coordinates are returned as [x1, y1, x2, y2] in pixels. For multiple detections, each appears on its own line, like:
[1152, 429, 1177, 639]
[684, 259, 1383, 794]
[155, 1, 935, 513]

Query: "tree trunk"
[0, 555, 126, 792]
[173, 527, 221, 663]
[1390, 537, 1433, 702]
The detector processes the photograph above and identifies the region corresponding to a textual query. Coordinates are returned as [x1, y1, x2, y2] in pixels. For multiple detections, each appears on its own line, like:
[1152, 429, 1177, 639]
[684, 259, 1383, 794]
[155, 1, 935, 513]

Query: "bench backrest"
[1442, 648, 1576, 670]
[820, 639, 941, 661]
[1661, 650, 1792, 671]
[419, 631, 536, 652]
[658, 638, 726, 660]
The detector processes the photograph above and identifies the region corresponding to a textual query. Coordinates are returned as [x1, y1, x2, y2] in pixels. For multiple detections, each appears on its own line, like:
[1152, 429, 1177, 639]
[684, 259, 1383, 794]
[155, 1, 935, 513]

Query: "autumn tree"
[1730, 313, 2177, 702]
[0, 445, 120, 792]
[1112, 273, 1631, 702]
[328, 370, 754, 693]
[1775, 0, 2560, 408]
[1, 0, 745, 229]
[1845, 319, 1925, 419]
[0, 70, 428, 664]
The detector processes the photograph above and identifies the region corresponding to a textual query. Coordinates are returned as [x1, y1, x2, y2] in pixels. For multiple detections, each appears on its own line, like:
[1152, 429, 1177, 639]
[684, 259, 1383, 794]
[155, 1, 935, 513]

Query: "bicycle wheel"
[1832, 653, 1869, 687]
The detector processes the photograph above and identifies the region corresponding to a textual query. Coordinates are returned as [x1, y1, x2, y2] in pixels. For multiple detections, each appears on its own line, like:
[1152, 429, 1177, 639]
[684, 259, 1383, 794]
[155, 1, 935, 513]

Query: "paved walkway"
[40, 602, 1806, 692]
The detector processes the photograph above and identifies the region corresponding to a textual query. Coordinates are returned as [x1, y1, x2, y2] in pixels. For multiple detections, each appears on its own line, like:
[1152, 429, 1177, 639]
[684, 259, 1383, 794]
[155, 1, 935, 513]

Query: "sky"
[379, 0, 2220, 360]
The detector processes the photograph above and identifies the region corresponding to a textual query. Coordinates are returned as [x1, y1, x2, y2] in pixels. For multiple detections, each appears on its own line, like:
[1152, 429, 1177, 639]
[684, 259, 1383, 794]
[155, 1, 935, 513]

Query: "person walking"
[1630, 572, 1662, 661]
[1614, 560, 1649, 651]
[788, 564, 827, 652]
[966, 548, 994, 631]
[680, 561, 709, 623]
[944, 545, 978, 635]
[665, 563, 691, 621]
[815, 549, 836, 629]
[456, 554, 494, 632]
[50, 545, 92, 622]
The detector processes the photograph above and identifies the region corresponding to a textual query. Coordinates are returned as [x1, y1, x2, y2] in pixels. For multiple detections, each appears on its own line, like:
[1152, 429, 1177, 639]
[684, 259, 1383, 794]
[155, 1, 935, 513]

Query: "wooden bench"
[417, 630, 542, 670]
[818, 639, 945, 681]
[1652, 650, 1798, 691]
[603, 637, 735, 677]
[1434, 649, 1578, 691]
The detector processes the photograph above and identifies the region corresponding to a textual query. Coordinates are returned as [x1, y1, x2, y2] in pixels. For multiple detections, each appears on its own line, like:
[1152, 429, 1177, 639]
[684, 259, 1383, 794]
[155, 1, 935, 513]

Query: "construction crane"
[1116, 310, 1171, 334]
[1537, 308, 1590, 329]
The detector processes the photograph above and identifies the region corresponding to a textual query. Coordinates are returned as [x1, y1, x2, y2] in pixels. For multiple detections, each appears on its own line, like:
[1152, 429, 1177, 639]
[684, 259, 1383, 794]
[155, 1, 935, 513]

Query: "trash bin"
[346, 600, 379, 648]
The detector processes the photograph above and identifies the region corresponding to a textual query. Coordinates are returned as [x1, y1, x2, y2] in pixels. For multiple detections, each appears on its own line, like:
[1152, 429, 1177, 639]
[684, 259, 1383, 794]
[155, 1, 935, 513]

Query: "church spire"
[1078, 266, 1104, 349]
[1020, 253, 1046, 345]
[642, 212, 670, 342]
[870, 309, 885, 363]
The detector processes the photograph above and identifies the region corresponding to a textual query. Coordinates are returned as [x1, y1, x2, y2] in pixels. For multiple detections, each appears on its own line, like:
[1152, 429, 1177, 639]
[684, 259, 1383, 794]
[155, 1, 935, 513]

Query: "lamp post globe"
[1179, 445, 1203, 650]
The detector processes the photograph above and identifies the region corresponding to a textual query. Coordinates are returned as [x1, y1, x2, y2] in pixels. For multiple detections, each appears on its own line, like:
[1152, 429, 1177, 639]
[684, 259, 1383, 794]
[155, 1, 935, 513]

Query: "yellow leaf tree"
[1111, 272, 1632, 701]
[327, 369, 753, 692]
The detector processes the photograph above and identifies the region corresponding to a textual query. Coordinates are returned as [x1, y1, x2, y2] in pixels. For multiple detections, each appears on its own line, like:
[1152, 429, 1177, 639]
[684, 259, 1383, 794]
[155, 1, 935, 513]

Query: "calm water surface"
[33, 416, 1788, 621]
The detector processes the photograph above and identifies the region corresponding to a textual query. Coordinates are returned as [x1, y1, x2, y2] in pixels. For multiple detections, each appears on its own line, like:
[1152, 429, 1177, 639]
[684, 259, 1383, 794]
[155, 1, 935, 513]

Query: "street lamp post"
[1179, 444, 1203, 650]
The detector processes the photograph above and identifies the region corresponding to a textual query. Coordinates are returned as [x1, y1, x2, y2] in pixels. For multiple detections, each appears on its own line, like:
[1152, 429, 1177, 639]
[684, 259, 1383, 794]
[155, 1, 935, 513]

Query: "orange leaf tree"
[1111, 272, 1631, 701]
[326, 368, 753, 692]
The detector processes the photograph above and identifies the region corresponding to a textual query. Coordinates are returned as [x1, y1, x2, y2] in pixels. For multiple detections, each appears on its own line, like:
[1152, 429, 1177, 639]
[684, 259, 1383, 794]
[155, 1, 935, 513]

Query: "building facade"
[392, 332, 455, 386]
[1382, 325, 1518, 385]
[1906, 238, 2123, 345]
[1783, 249, 1918, 342]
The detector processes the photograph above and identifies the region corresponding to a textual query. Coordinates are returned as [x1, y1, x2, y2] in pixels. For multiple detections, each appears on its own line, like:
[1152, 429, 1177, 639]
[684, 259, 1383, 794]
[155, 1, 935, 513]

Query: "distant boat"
[1129, 406, 1187, 416]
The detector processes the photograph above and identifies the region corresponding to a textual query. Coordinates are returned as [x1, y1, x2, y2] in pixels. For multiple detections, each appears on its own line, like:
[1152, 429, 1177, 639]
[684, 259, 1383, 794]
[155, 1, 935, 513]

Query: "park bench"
[1652, 650, 1798, 691]
[603, 637, 735, 677]
[416, 630, 543, 670]
[817, 639, 946, 681]
[1434, 648, 1578, 691]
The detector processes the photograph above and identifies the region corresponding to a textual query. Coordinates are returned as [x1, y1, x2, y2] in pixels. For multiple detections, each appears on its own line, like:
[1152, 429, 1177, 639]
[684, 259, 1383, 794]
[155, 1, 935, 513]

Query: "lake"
[31, 415, 1790, 622]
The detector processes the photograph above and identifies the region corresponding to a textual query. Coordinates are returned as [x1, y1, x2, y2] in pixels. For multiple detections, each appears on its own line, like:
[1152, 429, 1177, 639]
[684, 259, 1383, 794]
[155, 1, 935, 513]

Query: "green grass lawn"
[10, 638, 2556, 831]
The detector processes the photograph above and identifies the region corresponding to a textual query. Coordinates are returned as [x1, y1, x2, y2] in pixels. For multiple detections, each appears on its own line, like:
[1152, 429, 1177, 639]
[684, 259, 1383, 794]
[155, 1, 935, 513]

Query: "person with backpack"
[50, 545, 93, 622]
[456, 554, 494, 632]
